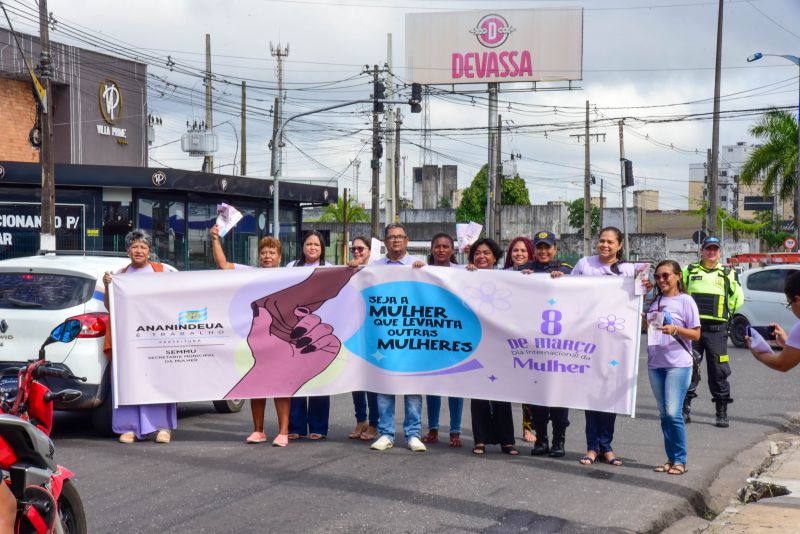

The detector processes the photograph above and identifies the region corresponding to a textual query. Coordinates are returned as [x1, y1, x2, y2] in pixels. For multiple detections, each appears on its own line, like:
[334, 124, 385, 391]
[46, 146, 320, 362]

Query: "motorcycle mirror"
[40, 319, 82, 354]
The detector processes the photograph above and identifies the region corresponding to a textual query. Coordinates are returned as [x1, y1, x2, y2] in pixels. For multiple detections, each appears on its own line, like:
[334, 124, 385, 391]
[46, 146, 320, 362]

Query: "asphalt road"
[52, 342, 799, 533]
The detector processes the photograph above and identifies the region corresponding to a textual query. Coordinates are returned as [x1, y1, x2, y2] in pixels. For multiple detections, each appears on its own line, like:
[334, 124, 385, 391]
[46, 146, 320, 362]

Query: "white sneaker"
[370, 435, 393, 451]
[407, 436, 427, 452]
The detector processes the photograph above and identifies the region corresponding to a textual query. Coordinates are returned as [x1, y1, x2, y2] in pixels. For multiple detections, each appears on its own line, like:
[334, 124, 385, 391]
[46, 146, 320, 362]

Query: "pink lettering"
[486, 52, 499, 77]
[451, 53, 464, 79]
[519, 50, 533, 77]
[464, 52, 474, 78]
[498, 51, 510, 77]
[474, 52, 486, 78]
[508, 51, 519, 76]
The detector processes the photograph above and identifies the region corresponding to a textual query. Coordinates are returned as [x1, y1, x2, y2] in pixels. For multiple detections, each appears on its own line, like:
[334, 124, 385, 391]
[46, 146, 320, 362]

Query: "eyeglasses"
[786, 298, 795, 309]
[350, 246, 366, 253]
[654, 273, 672, 281]
[385, 235, 407, 241]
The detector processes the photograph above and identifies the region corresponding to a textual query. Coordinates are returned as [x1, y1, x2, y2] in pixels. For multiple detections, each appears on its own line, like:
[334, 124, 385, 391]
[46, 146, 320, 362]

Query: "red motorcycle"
[0, 320, 88, 534]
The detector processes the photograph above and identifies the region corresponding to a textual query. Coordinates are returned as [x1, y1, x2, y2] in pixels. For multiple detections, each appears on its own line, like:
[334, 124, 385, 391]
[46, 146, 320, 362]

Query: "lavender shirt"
[571, 255, 638, 277]
[646, 294, 701, 369]
[371, 254, 420, 266]
[784, 321, 800, 350]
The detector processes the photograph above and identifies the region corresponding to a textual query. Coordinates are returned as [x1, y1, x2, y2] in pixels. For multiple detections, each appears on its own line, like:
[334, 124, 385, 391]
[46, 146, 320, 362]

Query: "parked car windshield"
[0, 272, 95, 310]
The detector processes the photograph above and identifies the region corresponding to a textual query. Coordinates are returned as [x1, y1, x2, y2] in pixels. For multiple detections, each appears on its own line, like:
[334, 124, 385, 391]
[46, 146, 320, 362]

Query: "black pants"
[529, 405, 570, 437]
[685, 327, 732, 405]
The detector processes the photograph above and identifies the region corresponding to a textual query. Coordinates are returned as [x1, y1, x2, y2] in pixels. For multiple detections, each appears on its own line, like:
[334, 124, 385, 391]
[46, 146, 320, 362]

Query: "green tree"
[754, 210, 791, 250]
[318, 197, 370, 223]
[567, 198, 600, 235]
[455, 164, 531, 224]
[740, 109, 799, 223]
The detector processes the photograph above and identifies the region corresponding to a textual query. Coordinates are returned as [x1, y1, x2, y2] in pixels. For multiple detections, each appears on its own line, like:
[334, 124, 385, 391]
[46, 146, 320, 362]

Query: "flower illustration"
[597, 314, 625, 333]
[464, 282, 512, 314]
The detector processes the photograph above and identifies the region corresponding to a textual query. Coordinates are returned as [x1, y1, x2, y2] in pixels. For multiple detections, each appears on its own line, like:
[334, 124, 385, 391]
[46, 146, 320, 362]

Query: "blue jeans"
[425, 395, 463, 434]
[352, 391, 379, 427]
[289, 396, 330, 436]
[585, 410, 617, 453]
[649, 366, 692, 465]
[376, 393, 422, 442]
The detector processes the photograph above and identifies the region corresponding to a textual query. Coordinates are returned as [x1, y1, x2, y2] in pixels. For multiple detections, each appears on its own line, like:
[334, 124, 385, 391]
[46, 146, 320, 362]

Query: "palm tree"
[318, 197, 370, 223]
[740, 109, 799, 227]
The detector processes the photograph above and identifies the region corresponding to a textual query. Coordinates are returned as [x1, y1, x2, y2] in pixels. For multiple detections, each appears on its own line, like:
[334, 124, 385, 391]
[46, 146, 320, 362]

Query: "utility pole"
[708, 0, 724, 236]
[494, 114, 502, 242]
[582, 101, 591, 256]
[401, 154, 407, 200]
[351, 158, 360, 202]
[486, 83, 499, 238]
[394, 110, 402, 222]
[38, 0, 55, 250]
[371, 64, 381, 238]
[270, 41, 289, 173]
[342, 188, 349, 265]
[270, 96, 281, 235]
[204, 34, 213, 173]
[619, 121, 630, 261]
[385, 34, 395, 226]
[240, 81, 246, 176]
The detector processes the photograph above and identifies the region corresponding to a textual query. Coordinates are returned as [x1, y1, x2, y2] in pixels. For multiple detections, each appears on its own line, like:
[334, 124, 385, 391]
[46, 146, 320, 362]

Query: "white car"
[0, 253, 243, 434]
[729, 264, 800, 348]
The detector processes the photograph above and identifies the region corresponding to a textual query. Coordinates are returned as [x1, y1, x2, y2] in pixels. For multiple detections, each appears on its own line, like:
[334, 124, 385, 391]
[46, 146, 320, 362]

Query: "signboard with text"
[405, 8, 583, 85]
[0, 203, 85, 253]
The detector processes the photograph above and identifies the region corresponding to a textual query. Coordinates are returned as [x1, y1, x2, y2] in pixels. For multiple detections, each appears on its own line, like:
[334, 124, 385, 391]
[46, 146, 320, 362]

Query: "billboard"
[405, 8, 583, 85]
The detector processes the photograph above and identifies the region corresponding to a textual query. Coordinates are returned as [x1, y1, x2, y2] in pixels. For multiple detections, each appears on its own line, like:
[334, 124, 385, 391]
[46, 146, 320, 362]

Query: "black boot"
[531, 425, 549, 456]
[715, 402, 729, 428]
[548, 427, 566, 458]
[682, 399, 691, 424]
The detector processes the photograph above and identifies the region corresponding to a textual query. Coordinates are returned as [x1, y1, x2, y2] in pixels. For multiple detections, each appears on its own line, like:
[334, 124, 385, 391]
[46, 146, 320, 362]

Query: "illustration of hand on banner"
[225, 267, 358, 398]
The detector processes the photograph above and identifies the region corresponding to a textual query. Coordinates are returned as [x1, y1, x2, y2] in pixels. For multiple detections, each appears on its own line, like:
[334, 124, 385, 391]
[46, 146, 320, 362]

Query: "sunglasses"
[350, 246, 366, 253]
[654, 273, 673, 281]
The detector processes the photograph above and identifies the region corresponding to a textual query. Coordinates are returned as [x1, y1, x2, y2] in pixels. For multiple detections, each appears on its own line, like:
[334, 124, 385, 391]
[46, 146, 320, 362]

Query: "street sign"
[784, 237, 797, 250]
[692, 230, 707, 245]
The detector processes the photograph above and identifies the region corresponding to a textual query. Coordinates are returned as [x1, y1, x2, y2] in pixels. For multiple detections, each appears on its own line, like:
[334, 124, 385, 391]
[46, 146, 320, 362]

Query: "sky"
[3, 0, 800, 213]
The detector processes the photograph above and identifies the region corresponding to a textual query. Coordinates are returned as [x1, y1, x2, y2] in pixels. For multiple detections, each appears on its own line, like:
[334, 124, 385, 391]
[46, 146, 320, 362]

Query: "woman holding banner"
[346, 236, 380, 441]
[210, 224, 291, 447]
[103, 229, 177, 444]
[645, 260, 700, 476]
[287, 231, 332, 441]
[416, 233, 464, 448]
[502, 236, 537, 444]
[572, 226, 646, 466]
[466, 238, 518, 455]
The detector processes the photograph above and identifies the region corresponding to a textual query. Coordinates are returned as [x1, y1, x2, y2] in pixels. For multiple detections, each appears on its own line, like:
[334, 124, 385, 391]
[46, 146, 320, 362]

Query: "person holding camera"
[747, 270, 800, 372]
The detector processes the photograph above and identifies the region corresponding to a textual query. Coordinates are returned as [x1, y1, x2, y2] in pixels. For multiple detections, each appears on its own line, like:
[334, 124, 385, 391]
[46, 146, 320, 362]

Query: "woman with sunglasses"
[644, 260, 700, 475]
[746, 270, 800, 372]
[466, 238, 518, 456]
[346, 236, 380, 441]
[415, 233, 464, 448]
[572, 226, 649, 466]
[287, 230, 332, 441]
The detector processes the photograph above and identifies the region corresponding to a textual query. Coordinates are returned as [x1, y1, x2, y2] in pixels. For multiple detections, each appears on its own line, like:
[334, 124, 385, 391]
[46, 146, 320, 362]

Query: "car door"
[745, 268, 793, 331]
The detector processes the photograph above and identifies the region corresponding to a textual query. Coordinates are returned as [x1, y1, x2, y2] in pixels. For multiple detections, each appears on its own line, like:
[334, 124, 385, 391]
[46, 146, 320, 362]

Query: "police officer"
[682, 235, 743, 428]
[521, 231, 573, 457]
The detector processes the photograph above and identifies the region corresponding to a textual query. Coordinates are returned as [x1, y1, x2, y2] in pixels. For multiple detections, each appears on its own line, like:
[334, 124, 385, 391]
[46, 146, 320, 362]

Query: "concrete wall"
[499, 204, 573, 241]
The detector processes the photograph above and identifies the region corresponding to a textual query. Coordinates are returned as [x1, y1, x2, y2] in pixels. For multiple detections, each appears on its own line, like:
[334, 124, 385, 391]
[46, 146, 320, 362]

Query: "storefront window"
[187, 202, 216, 270]
[137, 198, 186, 270]
[279, 205, 299, 264]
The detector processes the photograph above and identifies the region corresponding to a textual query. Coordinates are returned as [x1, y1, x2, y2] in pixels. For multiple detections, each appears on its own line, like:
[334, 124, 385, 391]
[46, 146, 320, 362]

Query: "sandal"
[602, 452, 623, 466]
[654, 462, 673, 473]
[287, 433, 304, 440]
[421, 429, 440, 444]
[472, 444, 486, 455]
[308, 433, 326, 440]
[522, 428, 536, 443]
[348, 421, 368, 439]
[360, 426, 378, 441]
[668, 464, 687, 475]
[449, 432, 462, 448]
[501, 445, 519, 456]
[579, 452, 597, 465]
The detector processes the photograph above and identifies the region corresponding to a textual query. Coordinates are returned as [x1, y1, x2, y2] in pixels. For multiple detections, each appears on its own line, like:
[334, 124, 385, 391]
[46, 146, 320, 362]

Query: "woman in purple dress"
[103, 229, 177, 444]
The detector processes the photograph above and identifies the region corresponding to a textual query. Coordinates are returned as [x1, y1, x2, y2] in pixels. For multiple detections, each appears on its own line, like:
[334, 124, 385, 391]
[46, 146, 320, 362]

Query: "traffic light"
[373, 81, 386, 113]
[409, 82, 422, 114]
[623, 159, 634, 188]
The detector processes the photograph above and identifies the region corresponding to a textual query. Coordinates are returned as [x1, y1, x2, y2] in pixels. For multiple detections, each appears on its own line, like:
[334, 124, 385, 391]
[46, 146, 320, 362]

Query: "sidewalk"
[701, 433, 800, 533]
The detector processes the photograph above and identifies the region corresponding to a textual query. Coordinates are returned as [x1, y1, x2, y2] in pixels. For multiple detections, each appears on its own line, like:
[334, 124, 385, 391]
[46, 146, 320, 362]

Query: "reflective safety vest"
[682, 262, 743, 323]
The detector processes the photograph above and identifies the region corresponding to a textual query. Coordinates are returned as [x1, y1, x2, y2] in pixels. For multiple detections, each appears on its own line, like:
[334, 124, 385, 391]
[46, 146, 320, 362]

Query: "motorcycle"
[0, 319, 88, 534]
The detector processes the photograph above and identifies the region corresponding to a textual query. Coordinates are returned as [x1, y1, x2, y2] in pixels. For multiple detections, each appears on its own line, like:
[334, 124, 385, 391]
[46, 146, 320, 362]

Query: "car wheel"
[730, 315, 749, 348]
[213, 399, 245, 414]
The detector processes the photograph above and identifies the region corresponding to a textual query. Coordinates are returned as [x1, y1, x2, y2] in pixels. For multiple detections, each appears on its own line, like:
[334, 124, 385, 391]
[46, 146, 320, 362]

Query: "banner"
[110, 266, 643, 415]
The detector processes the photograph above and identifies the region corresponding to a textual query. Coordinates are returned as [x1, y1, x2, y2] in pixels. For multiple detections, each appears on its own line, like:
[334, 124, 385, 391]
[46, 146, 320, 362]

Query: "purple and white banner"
[110, 266, 643, 415]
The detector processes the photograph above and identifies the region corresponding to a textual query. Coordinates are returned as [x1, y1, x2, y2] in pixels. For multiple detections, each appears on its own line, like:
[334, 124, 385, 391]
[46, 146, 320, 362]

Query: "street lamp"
[747, 52, 800, 244]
